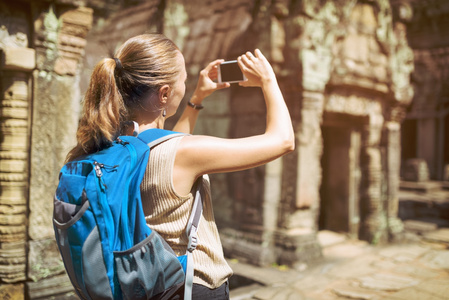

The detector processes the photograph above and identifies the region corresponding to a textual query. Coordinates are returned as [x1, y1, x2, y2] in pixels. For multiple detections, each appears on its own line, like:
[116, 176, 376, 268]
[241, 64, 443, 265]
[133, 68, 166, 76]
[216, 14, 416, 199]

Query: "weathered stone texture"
[0, 0, 419, 296]
[29, 5, 93, 241]
[28, 239, 65, 282]
[0, 43, 33, 287]
[402, 159, 430, 182]
[401, 0, 449, 180]
[26, 274, 77, 299]
[0, 283, 24, 300]
[0, 0, 93, 297]
[1, 48, 36, 71]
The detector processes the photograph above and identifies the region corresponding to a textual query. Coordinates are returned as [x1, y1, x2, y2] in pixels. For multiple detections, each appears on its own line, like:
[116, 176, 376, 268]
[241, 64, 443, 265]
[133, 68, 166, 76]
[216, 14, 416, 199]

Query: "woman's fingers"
[216, 82, 230, 89]
[204, 59, 224, 72]
[246, 51, 256, 62]
[254, 48, 264, 59]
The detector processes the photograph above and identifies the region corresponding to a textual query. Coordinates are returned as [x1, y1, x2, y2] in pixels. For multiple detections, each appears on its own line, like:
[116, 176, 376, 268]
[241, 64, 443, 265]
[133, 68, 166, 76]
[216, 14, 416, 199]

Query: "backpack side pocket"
[53, 196, 114, 300]
[114, 231, 186, 300]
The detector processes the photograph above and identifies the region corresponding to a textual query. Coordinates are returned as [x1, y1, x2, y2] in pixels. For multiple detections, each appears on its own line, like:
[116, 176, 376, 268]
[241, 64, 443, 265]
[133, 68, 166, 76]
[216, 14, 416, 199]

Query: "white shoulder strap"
[184, 177, 203, 300]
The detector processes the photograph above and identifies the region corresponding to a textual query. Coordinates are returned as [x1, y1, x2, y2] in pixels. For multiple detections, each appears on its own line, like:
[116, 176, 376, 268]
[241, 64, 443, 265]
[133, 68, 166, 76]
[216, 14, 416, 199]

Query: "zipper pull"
[93, 161, 103, 177]
[116, 137, 129, 145]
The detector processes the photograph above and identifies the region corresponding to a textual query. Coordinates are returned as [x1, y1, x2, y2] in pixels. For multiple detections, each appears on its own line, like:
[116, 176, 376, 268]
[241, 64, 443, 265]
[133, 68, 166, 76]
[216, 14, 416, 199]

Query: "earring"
[132, 121, 139, 136]
[162, 109, 167, 117]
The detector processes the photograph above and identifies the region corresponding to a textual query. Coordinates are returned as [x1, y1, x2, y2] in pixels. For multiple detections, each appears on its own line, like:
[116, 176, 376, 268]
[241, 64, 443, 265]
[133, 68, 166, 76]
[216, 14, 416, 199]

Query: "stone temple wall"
[400, 0, 449, 181]
[0, 1, 93, 298]
[82, 0, 414, 266]
[0, 0, 417, 298]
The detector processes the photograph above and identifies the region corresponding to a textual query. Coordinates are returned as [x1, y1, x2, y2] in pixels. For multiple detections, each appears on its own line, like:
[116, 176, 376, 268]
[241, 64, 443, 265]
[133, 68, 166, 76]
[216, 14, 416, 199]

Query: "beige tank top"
[140, 136, 233, 289]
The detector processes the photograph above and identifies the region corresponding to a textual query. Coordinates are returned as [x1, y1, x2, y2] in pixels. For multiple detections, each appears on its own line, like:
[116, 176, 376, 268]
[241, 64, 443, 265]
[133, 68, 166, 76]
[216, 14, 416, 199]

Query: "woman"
[67, 33, 294, 299]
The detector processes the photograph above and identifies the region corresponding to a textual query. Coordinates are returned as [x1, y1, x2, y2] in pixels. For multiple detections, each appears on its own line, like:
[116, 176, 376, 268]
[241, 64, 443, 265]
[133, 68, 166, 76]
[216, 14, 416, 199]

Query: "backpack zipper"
[120, 141, 137, 249]
[93, 162, 119, 178]
[94, 161, 104, 177]
[93, 162, 119, 190]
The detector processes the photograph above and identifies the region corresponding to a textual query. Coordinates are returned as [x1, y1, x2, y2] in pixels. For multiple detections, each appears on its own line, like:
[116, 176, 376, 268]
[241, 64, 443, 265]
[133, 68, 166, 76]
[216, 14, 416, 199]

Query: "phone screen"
[219, 60, 245, 83]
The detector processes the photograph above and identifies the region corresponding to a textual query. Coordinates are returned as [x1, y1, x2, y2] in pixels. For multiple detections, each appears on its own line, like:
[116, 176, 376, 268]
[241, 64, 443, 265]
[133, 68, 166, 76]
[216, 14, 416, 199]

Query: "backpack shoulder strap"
[184, 177, 203, 300]
[136, 128, 186, 149]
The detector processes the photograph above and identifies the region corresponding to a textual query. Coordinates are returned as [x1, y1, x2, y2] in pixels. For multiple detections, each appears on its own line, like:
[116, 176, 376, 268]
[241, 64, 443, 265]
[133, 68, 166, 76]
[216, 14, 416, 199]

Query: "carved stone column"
[384, 2, 414, 240]
[382, 120, 404, 239]
[0, 47, 35, 295]
[273, 0, 341, 264]
[359, 114, 387, 243]
[26, 4, 93, 298]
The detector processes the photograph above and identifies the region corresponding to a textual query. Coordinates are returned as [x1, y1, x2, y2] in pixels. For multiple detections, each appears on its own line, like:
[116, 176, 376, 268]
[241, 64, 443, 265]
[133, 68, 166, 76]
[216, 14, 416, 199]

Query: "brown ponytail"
[66, 34, 181, 162]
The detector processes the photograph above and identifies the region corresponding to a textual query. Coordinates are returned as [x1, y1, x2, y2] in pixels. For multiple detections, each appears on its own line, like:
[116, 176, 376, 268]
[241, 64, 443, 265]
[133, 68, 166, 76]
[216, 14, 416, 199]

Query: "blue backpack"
[53, 128, 202, 300]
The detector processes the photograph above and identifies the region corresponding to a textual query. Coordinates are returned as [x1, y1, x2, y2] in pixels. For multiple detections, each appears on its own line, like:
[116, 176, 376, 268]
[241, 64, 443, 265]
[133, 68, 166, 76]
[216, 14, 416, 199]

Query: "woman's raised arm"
[172, 49, 295, 195]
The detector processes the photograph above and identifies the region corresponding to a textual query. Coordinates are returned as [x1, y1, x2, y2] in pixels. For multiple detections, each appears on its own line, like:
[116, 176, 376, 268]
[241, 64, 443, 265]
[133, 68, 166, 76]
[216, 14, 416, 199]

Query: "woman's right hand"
[193, 59, 230, 100]
[237, 49, 276, 88]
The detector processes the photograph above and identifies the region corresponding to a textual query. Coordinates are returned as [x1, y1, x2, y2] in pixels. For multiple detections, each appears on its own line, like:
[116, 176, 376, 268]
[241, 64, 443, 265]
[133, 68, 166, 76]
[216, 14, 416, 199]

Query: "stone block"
[0, 226, 26, 243]
[317, 230, 347, 248]
[0, 204, 26, 215]
[1, 48, 35, 71]
[60, 23, 90, 39]
[1, 73, 29, 100]
[0, 130, 28, 151]
[0, 105, 29, 119]
[54, 56, 78, 76]
[402, 158, 430, 182]
[26, 274, 76, 299]
[0, 263, 26, 282]
[0, 182, 27, 205]
[221, 228, 276, 266]
[0, 241, 26, 265]
[0, 214, 26, 226]
[28, 239, 66, 282]
[0, 159, 27, 173]
[422, 228, 449, 246]
[403, 219, 438, 233]
[59, 32, 87, 47]
[60, 7, 93, 32]
[0, 283, 24, 300]
[58, 43, 85, 58]
[29, 74, 80, 240]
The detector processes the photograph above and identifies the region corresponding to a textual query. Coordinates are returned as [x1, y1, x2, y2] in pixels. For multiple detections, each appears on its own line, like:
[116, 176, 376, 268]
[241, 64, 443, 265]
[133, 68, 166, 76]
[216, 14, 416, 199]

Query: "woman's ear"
[158, 84, 171, 105]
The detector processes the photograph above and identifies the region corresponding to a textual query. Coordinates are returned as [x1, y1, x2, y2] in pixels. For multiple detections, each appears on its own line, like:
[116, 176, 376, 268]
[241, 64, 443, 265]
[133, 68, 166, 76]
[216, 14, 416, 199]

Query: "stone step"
[400, 180, 444, 193]
[422, 228, 449, 245]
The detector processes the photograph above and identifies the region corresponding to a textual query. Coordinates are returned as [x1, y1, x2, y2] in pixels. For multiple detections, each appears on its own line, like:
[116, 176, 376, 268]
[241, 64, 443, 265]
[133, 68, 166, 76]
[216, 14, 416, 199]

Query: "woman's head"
[67, 34, 184, 161]
[113, 34, 184, 112]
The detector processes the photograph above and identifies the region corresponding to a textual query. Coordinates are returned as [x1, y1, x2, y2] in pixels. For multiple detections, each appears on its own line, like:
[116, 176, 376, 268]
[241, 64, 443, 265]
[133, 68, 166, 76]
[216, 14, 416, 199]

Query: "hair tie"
[114, 58, 122, 71]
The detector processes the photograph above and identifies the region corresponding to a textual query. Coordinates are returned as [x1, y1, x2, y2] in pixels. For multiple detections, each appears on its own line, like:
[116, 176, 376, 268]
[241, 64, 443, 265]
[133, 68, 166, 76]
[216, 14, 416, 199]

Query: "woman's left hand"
[193, 59, 230, 100]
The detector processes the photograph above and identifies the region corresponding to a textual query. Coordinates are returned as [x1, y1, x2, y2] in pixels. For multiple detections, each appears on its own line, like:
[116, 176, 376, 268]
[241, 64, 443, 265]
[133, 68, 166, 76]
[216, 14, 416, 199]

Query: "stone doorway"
[319, 113, 362, 238]
[401, 119, 417, 162]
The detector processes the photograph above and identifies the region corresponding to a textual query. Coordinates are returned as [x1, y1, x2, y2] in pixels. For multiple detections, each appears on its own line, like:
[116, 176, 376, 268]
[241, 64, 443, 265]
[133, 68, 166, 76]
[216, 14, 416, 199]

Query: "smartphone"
[218, 60, 246, 84]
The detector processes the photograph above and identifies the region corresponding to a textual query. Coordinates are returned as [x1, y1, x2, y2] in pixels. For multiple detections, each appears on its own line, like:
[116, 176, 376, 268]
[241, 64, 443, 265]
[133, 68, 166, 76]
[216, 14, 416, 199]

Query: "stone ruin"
[0, 0, 439, 298]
